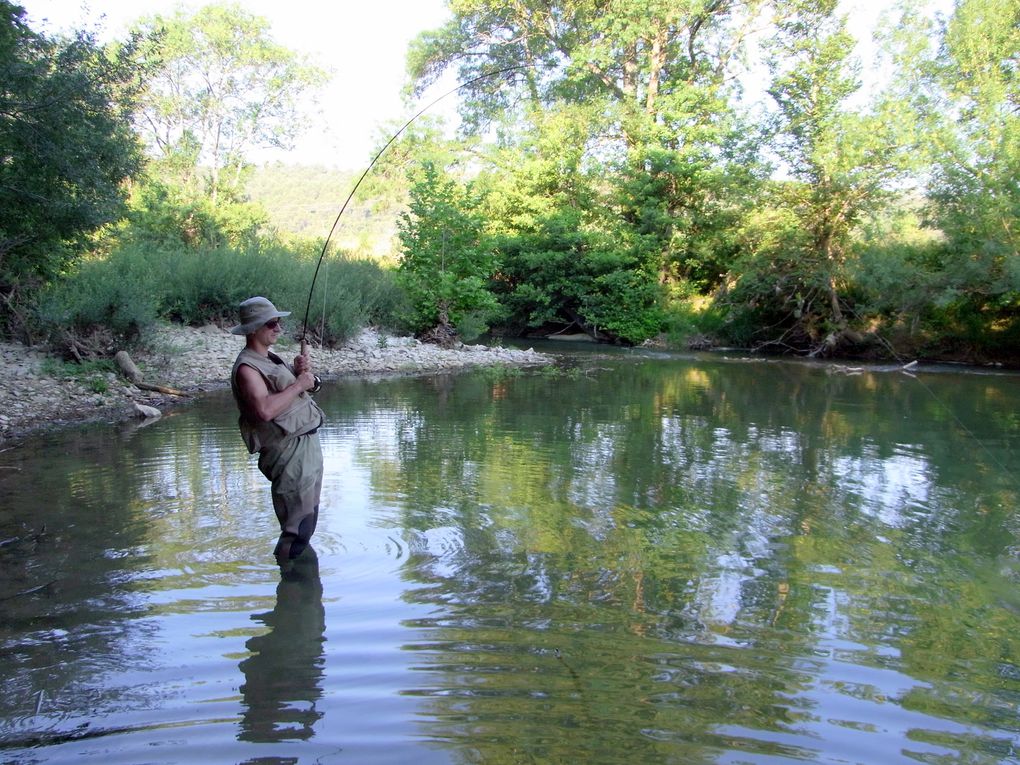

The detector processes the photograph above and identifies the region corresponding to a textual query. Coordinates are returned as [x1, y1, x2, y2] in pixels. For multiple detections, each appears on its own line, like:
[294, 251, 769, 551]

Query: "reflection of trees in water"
[351, 361, 1020, 762]
[0, 397, 272, 729]
[238, 549, 325, 743]
[397, 538, 806, 763]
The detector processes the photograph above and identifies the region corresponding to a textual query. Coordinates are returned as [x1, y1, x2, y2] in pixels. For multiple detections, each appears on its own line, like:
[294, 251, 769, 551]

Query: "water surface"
[1, 350, 1019, 764]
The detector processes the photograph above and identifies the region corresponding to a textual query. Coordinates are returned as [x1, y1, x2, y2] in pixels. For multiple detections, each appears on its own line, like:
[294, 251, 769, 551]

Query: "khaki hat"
[230, 296, 291, 335]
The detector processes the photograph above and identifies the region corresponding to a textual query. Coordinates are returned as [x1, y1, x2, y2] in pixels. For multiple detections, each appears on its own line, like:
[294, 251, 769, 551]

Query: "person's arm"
[236, 363, 315, 423]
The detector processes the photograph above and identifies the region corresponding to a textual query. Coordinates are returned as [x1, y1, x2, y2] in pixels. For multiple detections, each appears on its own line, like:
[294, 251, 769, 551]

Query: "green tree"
[407, 0, 764, 145]
[925, 0, 1019, 333]
[727, 0, 915, 353]
[477, 107, 664, 344]
[0, 1, 142, 333]
[131, 2, 326, 199]
[407, 1, 771, 343]
[397, 163, 500, 342]
[849, 0, 1019, 357]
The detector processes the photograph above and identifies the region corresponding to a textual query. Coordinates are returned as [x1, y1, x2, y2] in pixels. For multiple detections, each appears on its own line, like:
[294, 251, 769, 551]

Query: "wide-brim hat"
[230, 296, 291, 335]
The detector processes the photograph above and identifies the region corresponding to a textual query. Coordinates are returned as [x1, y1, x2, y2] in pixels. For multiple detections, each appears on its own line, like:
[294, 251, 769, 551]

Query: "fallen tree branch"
[133, 381, 186, 396]
[114, 350, 187, 397]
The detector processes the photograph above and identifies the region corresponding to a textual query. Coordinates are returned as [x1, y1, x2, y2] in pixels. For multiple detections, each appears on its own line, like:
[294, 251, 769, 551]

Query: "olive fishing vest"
[231, 348, 324, 454]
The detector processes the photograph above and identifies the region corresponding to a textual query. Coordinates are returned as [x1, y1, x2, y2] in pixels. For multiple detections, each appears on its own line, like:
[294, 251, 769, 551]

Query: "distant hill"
[245, 163, 403, 259]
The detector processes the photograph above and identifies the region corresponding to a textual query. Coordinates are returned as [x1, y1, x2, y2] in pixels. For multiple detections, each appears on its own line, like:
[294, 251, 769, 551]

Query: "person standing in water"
[230, 296, 324, 563]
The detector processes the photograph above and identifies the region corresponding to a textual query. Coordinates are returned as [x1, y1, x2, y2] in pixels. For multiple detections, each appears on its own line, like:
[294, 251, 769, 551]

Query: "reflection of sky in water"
[4, 365, 1017, 764]
[833, 446, 932, 527]
[568, 427, 621, 508]
[694, 504, 780, 630]
[696, 553, 747, 627]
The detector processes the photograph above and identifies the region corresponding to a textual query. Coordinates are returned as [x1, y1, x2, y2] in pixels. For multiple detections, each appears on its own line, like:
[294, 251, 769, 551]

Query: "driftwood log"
[114, 350, 187, 397]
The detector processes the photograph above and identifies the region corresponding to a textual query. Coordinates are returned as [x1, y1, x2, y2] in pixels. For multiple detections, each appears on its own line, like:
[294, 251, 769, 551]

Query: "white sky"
[19, 0, 952, 170]
[19, 0, 455, 169]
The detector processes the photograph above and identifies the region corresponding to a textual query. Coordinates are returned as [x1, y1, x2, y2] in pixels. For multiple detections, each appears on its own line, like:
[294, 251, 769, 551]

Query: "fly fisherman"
[230, 296, 324, 564]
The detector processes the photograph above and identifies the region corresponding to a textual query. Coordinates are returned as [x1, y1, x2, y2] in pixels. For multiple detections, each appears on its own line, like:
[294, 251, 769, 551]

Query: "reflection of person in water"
[238, 548, 325, 743]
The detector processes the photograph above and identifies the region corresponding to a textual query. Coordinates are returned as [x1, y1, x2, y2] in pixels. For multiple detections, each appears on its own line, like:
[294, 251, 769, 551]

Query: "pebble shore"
[0, 323, 552, 444]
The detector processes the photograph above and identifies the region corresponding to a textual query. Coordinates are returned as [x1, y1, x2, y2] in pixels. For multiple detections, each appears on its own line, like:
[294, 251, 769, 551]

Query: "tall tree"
[926, 0, 1019, 313]
[408, 0, 765, 147]
[736, 0, 916, 352]
[132, 2, 326, 199]
[397, 162, 500, 342]
[407, 0, 767, 341]
[0, 1, 142, 332]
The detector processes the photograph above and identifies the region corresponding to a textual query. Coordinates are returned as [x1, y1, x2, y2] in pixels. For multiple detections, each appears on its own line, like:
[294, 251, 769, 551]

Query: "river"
[1, 346, 1018, 764]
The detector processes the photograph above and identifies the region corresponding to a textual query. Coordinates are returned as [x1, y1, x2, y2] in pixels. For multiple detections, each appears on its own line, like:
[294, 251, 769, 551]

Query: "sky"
[19, 0, 951, 171]
[19, 0, 456, 169]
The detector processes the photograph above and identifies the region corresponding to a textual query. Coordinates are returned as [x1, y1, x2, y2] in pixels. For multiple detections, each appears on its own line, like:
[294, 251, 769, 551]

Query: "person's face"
[257, 317, 283, 342]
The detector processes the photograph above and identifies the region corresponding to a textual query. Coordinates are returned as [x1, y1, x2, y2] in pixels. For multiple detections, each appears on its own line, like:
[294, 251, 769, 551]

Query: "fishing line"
[299, 64, 530, 347]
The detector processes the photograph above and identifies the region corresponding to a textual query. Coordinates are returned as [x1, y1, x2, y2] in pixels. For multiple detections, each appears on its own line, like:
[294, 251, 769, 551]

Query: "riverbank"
[0, 323, 552, 444]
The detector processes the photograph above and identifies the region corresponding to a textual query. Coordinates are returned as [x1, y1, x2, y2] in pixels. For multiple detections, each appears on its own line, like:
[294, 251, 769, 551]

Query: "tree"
[728, 0, 916, 353]
[848, 0, 1019, 357]
[407, 0, 765, 144]
[0, 1, 142, 333]
[408, 0, 768, 286]
[397, 163, 500, 343]
[475, 106, 665, 344]
[131, 2, 326, 199]
[406, 1, 774, 344]
[925, 0, 1019, 325]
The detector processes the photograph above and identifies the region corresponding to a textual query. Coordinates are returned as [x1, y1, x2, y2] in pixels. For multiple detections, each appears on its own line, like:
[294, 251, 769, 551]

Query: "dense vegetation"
[0, 0, 1017, 364]
[401, 0, 1018, 360]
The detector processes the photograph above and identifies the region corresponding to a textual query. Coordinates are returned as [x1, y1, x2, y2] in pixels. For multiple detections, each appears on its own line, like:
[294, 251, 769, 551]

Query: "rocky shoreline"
[0, 323, 552, 445]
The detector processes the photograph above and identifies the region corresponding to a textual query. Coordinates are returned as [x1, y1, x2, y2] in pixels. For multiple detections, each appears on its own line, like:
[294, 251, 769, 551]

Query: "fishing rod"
[298, 64, 530, 355]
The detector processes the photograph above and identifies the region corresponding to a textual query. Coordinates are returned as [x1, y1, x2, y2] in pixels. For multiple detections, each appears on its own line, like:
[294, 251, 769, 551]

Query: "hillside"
[245, 163, 403, 258]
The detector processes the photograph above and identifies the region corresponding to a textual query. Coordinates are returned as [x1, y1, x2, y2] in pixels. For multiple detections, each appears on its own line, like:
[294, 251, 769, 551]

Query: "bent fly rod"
[298, 64, 529, 355]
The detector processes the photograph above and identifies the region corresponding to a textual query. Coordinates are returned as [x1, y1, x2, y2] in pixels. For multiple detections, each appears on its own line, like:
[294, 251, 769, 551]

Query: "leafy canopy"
[0, 1, 142, 298]
[130, 2, 327, 197]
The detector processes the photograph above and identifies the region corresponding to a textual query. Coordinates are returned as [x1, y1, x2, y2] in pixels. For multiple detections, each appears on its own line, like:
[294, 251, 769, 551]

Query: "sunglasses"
[264, 318, 282, 330]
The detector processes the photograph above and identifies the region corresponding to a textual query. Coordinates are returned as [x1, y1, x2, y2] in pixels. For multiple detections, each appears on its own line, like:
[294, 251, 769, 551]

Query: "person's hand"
[294, 353, 311, 375]
[294, 370, 316, 392]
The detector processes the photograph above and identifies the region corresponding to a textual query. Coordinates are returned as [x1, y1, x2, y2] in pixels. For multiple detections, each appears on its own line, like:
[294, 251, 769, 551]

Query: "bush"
[663, 291, 728, 348]
[35, 237, 405, 353]
[580, 268, 664, 345]
[35, 250, 160, 348]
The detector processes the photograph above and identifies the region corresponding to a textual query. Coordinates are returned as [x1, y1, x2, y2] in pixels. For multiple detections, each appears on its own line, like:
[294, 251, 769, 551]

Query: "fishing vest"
[231, 348, 324, 454]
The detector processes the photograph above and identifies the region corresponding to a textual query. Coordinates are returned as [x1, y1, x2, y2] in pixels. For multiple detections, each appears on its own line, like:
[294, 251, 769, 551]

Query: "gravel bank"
[0, 323, 552, 444]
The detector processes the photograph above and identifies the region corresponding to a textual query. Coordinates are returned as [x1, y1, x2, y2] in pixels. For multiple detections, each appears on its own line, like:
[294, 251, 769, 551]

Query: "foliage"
[35, 247, 160, 348]
[121, 176, 268, 250]
[0, 1, 143, 334]
[243, 118, 469, 259]
[467, 107, 665, 345]
[406, 0, 763, 145]
[922, 0, 1019, 330]
[129, 2, 327, 198]
[614, 140, 761, 293]
[10, 0, 1020, 365]
[36, 238, 403, 351]
[403, 0, 776, 348]
[245, 163, 361, 240]
[722, 0, 919, 354]
[40, 356, 118, 392]
[396, 163, 500, 341]
[662, 291, 728, 348]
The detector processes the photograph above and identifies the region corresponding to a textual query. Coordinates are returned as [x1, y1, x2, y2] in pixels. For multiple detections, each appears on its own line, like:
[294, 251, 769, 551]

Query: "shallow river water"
[1, 347, 1019, 764]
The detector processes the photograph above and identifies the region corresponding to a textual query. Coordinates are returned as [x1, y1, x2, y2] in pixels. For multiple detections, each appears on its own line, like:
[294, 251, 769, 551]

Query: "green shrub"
[663, 292, 728, 348]
[36, 252, 160, 343]
[36, 236, 405, 351]
[580, 268, 664, 345]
